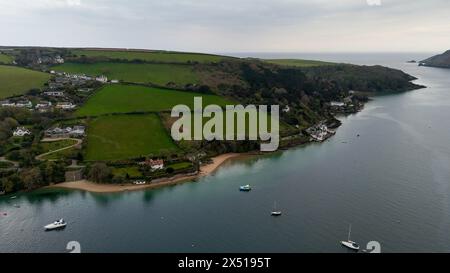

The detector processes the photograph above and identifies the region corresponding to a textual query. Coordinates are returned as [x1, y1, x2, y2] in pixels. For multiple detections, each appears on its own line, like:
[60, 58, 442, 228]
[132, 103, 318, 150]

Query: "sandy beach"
[49, 153, 243, 193]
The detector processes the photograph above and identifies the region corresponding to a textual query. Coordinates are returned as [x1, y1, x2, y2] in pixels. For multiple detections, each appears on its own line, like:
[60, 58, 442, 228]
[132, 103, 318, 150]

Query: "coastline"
[48, 153, 245, 193]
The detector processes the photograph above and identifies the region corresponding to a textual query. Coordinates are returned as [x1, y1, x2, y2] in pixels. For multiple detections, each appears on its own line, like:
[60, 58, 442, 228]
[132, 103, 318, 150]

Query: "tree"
[88, 163, 112, 183]
[21, 168, 44, 190]
[111, 175, 124, 184]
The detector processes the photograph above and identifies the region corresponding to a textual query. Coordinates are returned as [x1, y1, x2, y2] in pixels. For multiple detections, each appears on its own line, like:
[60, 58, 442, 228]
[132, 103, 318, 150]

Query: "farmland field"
[0, 65, 50, 99]
[85, 114, 179, 161]
[76, 84, 233, 117]
[53, 62, 199, 86]
[265, 59, 335, 67]
[0, 53, 14, 64]
[71, 49, 227, 63]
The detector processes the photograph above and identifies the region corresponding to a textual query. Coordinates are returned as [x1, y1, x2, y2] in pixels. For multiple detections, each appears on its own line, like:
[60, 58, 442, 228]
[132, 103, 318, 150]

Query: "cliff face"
[421, 50, 450, 68]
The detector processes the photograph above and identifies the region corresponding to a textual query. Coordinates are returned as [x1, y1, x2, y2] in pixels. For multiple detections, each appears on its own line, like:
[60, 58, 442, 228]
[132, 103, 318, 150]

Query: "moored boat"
[239, 185, 251, 191]
[44, 219, 67, 231]
[340, 224, 360, 251]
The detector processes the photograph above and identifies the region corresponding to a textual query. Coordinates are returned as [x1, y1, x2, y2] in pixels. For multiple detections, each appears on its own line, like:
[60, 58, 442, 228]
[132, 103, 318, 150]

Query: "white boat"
[44, 219, 67, 231]
[239, 185, 251, 191]
[271, 201, 282, 216]
[340, 224, 360, 251]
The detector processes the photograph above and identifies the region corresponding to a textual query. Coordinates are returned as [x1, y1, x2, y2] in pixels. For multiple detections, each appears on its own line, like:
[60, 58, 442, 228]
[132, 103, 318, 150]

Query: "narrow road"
[0, 156, 19, 170]
[36, 138, 83, 161]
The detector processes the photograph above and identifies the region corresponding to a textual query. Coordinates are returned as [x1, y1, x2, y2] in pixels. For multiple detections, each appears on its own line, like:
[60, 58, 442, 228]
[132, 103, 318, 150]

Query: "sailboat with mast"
[271, 201, 282, 216]
[340, 224, 360, 251]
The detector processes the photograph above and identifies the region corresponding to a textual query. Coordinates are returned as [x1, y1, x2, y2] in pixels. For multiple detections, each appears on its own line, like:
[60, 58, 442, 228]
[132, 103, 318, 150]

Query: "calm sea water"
[1, 53, 450, 253]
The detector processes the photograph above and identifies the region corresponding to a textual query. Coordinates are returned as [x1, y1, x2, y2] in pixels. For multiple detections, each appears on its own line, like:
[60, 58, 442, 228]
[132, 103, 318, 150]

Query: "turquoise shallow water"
[1, 53, 450, 253]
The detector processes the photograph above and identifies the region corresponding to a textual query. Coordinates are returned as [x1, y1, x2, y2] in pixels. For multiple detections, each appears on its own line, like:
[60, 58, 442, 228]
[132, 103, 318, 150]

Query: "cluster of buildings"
[0, 100, 32, 109]
[306, 123, 336, 142]
[139, 159, 165, 171]
[37, 55, 65, 65]
[0, 98, 76, 112]
[48, 71, 117, 84]
[45, 125, 86, 139]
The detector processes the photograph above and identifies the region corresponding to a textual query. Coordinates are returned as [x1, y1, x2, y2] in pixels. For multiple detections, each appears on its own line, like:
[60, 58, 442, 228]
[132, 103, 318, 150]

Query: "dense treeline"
[206, 60, 423, 129]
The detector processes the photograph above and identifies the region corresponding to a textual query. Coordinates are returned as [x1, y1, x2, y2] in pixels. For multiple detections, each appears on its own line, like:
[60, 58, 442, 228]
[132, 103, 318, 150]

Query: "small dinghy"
[271, 201, 282, 216]
[239, 185, 251, 191]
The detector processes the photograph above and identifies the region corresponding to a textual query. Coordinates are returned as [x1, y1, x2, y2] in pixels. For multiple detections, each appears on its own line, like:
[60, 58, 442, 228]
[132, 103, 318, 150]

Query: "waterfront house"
[140, 159, 165, 170]
[330, 101, 345, 107]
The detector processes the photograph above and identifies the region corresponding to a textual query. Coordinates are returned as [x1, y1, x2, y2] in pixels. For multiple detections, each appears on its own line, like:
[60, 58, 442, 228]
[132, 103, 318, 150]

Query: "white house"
[36, 101, 52, 109]
[55, 102, 76, 110]
[0, 101, 15, 107]
[96, 75, 108, 83]
[13, 127, 31, 137]
[71, 126, 86, 137]
[55, 56, 65, 64]
[15, 101, 33, 108]
[330, 101, 345, 107]
[140, 159, 165, 171]
[43, 91, 65, 97]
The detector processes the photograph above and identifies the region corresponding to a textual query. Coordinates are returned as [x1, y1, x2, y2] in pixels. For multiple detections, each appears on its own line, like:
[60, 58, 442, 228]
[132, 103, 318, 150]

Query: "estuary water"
[1, 53, 450, 253]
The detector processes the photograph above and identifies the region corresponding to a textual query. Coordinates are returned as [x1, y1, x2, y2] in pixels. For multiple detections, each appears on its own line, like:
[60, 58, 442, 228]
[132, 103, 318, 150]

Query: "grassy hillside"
[0, 65, 50, 99]
[0, 53, 14, 64]
[265, 59, 335, 67]
[421, 50, 450, 68]
[85, 114, 179, 161]
[76, 84, 233, 117]
[53, 62, 199, 86]
[71, 49, 227, 63]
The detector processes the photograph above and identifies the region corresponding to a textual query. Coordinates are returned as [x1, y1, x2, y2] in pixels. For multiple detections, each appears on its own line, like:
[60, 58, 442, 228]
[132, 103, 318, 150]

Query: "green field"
[53, 62, 199, 86]
[71, 49, 227, 63]
[0, 65, 50, 99]
[0, 53, 14, 64]
[76, 84, 232, 117]
[85, 114, 179, 161]
[265, 59, 335, 67]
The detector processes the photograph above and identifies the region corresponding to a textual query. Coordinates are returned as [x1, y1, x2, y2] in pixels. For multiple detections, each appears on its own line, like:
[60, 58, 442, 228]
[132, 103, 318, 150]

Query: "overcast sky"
[0, 0, 449, 53]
